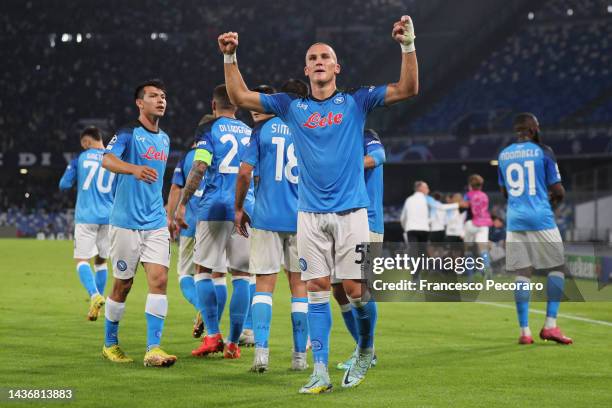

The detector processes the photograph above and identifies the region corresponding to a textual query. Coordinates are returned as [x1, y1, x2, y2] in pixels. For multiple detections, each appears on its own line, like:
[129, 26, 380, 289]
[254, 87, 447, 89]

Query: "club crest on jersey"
[302, 112, 343, 129]
[299, 258, 308, 271]
[116, 260, 128, 272]
[141, 146, 168, 161]
[333, 95, 345, 105]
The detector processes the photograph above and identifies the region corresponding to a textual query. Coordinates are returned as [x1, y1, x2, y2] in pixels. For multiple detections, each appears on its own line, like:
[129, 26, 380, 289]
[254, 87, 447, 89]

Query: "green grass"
[1, 239, 611, 408]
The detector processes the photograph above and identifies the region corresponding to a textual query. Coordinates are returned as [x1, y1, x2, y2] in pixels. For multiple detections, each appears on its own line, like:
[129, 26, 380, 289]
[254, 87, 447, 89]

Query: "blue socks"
[546, 272, 565, 318]
[228, 277, 250, 344]
[104, 298, 125, 347]
[94, 263, 107, 295]
[252, 292, 273, 348]
[308, 291, 332, 366]
[514, 276, 531, 328]
[144, 294, 168, 351]
[349, 297, 377, 349]
[179, 275, 198, 309]
[340, 303, 359, 343]
[243, 279, 256, 330]
[195, 273, 219, 335]
[77, 261, 98, 297]
[214, 277, 227, 322]
[291, 297, 309, 353]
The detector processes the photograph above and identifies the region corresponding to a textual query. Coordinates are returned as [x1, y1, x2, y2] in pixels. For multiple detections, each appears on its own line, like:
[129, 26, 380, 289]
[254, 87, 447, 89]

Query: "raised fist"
[218, 32, 239, 55]
[392, 15, 415, 51]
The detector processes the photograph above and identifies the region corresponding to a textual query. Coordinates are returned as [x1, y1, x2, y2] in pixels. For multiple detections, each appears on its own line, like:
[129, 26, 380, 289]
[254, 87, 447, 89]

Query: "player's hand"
[218, 32, 239, 55]
[234, 208, 251, 238]
[132, 165, 158, 183]
[167, 217, 178, 241]
[176, 204, 189, 229]
[392, 15, 415, 52]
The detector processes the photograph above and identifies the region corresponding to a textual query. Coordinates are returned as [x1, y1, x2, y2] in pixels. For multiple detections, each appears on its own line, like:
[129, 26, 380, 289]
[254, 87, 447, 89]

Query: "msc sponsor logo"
[302, 112, 343, 129]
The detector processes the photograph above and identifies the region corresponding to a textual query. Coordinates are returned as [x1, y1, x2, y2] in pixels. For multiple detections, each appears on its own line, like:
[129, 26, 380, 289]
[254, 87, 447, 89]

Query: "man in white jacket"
[400, 181, 458, 279]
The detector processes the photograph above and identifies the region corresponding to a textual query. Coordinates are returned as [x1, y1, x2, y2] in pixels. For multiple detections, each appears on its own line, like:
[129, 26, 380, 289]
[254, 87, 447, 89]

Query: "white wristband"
[224, 53, 237, 64]
[401, 43, 415, 53]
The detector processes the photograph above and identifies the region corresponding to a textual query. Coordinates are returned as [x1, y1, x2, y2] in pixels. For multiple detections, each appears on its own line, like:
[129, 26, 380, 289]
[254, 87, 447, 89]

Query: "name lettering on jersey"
[499, 149, 541, 161]
[271, 123, 291, 135]
[141, 146, 168, 162]
[302, 112, 343, 129]
[86, 152, 103, 160]
[218, 124, 252, 135]
[367, 140, 381, 146]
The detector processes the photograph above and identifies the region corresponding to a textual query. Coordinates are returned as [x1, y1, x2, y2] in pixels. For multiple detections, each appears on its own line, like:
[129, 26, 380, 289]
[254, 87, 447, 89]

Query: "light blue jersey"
[241, 117, 298, 232]
[59, 148, 116, 224]
[104, 121, 170, 230]
[194, 116, 254, 222]
[171, 149, 205, 238]
[260, 86, 388, 213]
[364, 130, 385, 234]
[498, 141, 562, 231]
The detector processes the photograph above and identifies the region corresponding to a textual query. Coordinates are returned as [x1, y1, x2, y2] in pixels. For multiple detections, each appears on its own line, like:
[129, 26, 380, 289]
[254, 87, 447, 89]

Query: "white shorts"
[505, 228, 565, 271]
[177, 236, 195, 277]
[74, 224, 110, 259]
[109, 226, 171, 279]
[464, 221, 489, 244]
[298, 209, 369, 282]
[194, 221, 249, 272]
[250, 229, 299, 275]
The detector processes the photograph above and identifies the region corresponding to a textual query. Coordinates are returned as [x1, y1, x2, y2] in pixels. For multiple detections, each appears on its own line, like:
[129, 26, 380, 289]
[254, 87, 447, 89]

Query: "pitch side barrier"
[356, 241, 612, 302]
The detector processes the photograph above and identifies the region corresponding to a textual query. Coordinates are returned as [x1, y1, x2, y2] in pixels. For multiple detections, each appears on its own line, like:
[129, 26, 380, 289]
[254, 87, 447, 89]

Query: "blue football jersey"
[364, 130, 385, 234]
[104, 121, 170, 230]
[59, 148, 115, 224]
[171, 148, 206, 238]
[260, 86, 388, 213]
[241, 117, 298, 232]
[497, 141, 562, 231]
[194, 116, 254, 222]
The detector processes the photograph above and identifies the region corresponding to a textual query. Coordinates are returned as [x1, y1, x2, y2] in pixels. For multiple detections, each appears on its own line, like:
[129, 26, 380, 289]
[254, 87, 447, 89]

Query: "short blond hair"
[468, 174, 484, 190]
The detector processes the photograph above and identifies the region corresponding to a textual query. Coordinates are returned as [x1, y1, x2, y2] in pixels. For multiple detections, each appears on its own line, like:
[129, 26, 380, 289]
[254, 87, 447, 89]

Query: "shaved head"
[306, 42, 338, 63]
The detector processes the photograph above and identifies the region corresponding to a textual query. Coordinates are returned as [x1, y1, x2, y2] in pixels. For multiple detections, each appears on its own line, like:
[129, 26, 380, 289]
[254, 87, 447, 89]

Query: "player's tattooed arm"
[176, 160, 207, 228]
[234, 162, 253, 237]
[385, 16, 419, 105]
[218, 32, 266, 112]
[180, 160, 207, 206]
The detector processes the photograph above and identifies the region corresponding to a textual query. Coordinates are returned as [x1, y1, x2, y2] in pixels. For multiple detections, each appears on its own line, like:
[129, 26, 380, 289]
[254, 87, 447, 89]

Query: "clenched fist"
[218, 32, 239, 55]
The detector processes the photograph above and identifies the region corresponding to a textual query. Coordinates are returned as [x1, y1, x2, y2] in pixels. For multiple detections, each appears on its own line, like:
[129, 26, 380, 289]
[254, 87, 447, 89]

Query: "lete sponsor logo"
[141, 146, 168, 161]
[302, 112, 343, 129]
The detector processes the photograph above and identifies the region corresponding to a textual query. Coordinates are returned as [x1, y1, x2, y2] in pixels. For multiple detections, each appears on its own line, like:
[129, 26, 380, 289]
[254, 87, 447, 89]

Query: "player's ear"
[212, 100, 217, 112]
[304, 65, 309, 77]
[335, 63, 341, 75]
[135, 98, 144, 111]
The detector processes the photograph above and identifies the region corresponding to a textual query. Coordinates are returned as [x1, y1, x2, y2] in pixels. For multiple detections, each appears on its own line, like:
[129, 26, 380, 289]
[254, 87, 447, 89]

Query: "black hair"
[280, 78, 309, 98]
[212, 84, 234, 110]
[80, 126, 102, 141]
[513, 112, 541, 143]
[251, 84, 276, 95]
[134, 78, 166, 100]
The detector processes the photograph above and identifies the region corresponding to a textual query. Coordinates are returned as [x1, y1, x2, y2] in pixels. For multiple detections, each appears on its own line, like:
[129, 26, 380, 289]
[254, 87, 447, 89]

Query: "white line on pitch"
[477, 301, 612, 327]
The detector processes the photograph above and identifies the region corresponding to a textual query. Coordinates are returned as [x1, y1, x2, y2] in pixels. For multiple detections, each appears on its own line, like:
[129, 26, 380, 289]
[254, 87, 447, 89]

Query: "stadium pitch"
[2, 239, 611, 407]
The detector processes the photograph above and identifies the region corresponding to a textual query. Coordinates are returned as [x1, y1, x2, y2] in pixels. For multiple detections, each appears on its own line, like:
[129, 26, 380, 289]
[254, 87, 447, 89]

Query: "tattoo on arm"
[180, 160, 207, 205]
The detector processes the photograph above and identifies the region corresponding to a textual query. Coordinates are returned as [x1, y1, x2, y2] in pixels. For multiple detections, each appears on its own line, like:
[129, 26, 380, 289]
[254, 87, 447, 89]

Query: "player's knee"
[306, 276, 330, 292]
[94, 255, 106, 264]
[331, 283, 348, 303]
[342, 279, 364, 299]
[112, 278, 133, 300]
